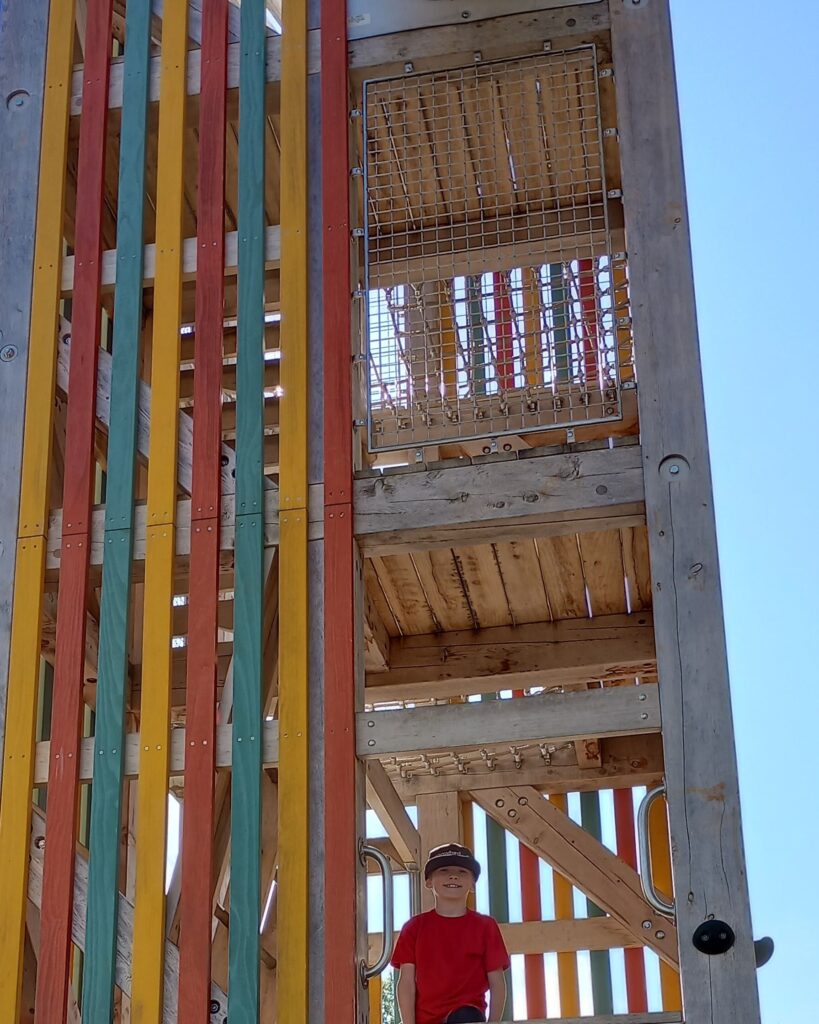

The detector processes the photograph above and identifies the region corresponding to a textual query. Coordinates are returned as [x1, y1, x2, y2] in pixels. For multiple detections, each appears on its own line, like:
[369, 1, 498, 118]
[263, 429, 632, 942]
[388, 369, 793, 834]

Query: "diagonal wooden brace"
[473, 786, 679, 968]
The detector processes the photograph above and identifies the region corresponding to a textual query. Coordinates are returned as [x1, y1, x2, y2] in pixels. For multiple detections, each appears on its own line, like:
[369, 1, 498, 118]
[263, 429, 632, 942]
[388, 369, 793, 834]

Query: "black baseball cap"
[424, 843, 481, 881]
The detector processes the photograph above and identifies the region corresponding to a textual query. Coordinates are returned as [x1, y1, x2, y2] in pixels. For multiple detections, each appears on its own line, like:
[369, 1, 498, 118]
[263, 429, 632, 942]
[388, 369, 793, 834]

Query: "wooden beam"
[358, 684, 660, 758]
[369, 917, 637, 960]
[610, 1, 762, 1016]
[363, 586, 390, 672]
[473, 787, 678, 967]
[354, 445, 644, 555]
[59, 225, 281, 296]
[365, 614, 655, 703]
[392, 734, 664, 798]
[68, 7, 610, 116]
[33, 720, 281, 786]
[27, 807, 229, 1023]
[365, 760, 421, 868]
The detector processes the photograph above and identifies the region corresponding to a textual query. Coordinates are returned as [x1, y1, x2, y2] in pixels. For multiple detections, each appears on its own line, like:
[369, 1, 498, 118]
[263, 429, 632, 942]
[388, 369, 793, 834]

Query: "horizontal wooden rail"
[357, 686, 660, 758]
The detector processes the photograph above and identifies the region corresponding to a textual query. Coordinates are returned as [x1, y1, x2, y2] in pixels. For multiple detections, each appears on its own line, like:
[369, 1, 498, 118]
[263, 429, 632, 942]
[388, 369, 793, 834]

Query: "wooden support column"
[610, 2, 761, 1020]
[279, 0, 309, 1020]
[0, 0, 49, 768]
[0, 0, 62, 1017]
[417, 793, 462, 911]
[322, 0, 356, 1019]
[178, 2, 228, 1020]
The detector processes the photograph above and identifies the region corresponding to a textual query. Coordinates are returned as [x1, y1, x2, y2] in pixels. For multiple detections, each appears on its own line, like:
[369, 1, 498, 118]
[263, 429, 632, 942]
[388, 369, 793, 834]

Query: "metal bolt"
[0, 345, 17, 362]
[657, 930, 666, 939]
[638, 692, 647, 701]
[404, 62, 414, 74]
[642, 920, 652, 930]
[669, 465, 680, 475]
[640, 713, 649, 720]
[461, 10, 471, 18]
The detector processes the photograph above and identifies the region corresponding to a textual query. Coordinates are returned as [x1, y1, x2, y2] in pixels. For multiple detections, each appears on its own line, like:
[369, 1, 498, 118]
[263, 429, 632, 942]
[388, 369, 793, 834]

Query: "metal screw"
[461, 10, 471, 18]
[642, 920, 652, 930]
[669, 465, 680, 475]
[404, 62, 414, 74]
[0, 345, 17, 361]
[656, 930, 666, 939]
[638, 692, 647, 701]
[640, 713, 649, 720]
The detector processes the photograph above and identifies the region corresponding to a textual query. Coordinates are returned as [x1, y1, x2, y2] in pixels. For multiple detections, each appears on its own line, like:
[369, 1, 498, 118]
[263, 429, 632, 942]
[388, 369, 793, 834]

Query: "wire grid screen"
[363, 48, 633, 452]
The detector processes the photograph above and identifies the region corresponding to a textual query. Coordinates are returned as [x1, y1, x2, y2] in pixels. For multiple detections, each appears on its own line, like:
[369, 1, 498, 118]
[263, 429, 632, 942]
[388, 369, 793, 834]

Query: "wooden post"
[178, 2, 228, 1020]
[279, 0, 310, 1020]
[610, 2, 761, 1020]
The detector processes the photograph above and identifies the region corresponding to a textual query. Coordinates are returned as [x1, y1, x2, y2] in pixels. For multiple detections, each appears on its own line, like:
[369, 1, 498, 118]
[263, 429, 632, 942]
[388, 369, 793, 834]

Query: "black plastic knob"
[692, 919, 736, 955]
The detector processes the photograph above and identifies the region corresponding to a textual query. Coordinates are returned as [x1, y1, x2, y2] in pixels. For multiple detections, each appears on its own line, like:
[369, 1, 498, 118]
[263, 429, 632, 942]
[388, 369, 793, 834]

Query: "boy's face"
[425, 865, 475, 904]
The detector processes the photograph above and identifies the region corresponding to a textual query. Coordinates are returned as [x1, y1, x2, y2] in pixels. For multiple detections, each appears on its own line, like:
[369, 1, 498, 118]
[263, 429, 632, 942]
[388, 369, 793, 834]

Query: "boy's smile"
[426, 866, 474, 914]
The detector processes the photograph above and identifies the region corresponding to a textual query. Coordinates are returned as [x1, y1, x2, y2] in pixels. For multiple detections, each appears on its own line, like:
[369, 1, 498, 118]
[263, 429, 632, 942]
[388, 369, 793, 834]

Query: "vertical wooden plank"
[322, 1, 356, 1022]
[0, 0, 64, 1017]
[520, 843, 547, 1018]
[178, 2, 228, 1021]
[130, 2, 188, 1019]
[613, 788, 648, 1013]
[40, 3, 149, 1020]
[229, 0, 266, 1018]
[610, 4, 762, 1020]
[579, 791, 614, 1015]
[279, 0, 309, 1022]
[0, 0, 49, 765]
[549, 793, 580, 1017]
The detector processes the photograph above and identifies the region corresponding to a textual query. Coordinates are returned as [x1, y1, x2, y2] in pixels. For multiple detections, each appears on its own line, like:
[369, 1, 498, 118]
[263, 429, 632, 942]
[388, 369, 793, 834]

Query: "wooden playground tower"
[0, 1, 765, 1022]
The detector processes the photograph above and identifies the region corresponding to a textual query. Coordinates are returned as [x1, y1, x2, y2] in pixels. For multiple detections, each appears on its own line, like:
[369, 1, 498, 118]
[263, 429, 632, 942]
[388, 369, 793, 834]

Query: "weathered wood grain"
[358, 685, 660, 758]
[27, 807, 229, 1024]
[366, 614, 655, 703]
[354, 445, 645, 554]
[611, 1, 762, 1018]
[473, 787, 678, 967]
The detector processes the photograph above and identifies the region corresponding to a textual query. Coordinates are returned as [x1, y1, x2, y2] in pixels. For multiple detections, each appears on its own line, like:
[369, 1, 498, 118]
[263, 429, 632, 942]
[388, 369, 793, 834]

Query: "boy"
[390, 843, 510, 1024]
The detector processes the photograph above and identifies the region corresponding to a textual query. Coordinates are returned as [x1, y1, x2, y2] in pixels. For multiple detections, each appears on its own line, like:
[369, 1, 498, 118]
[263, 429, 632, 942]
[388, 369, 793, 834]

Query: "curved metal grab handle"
[637, 784, 676, 918]
[360, 842, 394, 983]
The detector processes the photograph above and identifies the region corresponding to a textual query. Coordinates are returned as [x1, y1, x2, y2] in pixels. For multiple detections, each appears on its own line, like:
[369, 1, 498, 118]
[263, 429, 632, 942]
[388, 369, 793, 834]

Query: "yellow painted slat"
[523, 267, 543, 389]
[0, 2, 75, 1015]
[0, 538, 48, 1019]
[549, 793, 580, 1017]
[438, 281, 458, 399]
[278, 0, 309, 1021]
[277, 513, 309, 1024]
[279, 0, 308, 511]
[130, 5, 187, 1018]
[131, 527, 176, 1018]
[649, 796, 682, 1012]
[368, 972, 382, 1024]
[17, 0, 75, 538]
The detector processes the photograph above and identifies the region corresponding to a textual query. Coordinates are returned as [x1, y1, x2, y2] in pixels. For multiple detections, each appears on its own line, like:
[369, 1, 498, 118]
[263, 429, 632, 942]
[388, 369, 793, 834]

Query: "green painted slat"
[83, 2, 151, 1017]
[580, 791, 614, 1015]
[467, 276, 486, 395]
[229, 0, 265, 1018]
[549, 263, 570, 384]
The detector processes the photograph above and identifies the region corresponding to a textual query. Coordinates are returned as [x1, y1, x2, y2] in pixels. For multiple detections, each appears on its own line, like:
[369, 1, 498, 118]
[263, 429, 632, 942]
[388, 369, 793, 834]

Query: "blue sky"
[671, 1, 819, 1019]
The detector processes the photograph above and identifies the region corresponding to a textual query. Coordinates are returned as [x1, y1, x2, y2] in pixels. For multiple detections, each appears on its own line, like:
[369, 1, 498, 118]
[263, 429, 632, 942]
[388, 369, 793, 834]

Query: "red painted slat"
[35, 4, 114, 1021]
[613, 788, 648, 1013]
[520, 843, 547, 1018]
[178, 2, 227, 1019]
[578, 258, 600, 386]
[323, 0, 356, 1018]
[322, 0, 352, 507]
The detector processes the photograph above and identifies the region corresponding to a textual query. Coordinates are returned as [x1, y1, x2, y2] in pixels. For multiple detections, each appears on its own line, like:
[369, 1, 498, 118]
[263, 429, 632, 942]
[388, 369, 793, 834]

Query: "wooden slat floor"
[365, 525, 653, 638]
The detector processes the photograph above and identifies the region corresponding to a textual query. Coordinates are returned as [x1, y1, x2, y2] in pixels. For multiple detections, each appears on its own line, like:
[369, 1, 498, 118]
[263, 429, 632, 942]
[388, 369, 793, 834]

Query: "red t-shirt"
[391, 910, 510, 1024]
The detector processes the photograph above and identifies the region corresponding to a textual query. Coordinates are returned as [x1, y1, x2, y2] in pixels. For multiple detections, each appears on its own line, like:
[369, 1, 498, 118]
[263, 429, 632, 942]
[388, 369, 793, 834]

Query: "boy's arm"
[487, 968, 506, 1023]
[396, 963, 417, 1024]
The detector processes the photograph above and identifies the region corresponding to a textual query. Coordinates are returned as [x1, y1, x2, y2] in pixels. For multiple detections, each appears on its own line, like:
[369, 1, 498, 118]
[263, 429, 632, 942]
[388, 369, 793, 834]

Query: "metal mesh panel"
[363, 47, 633, 452]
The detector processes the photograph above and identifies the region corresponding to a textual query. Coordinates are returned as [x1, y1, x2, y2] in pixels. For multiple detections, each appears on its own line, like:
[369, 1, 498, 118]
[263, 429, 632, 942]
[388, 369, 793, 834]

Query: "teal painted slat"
[580, 791, 614, 1015]
[467, 276, 486, 396]
[229, 0, 266, 1019]
[83, 2, 151, 1017]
